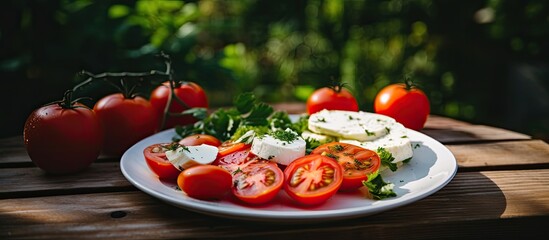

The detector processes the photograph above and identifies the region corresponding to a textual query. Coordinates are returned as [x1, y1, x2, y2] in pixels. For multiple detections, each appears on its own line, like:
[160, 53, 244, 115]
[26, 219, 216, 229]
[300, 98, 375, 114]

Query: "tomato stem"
[69, 52, 199, 131]
[328, 80, 347, 93]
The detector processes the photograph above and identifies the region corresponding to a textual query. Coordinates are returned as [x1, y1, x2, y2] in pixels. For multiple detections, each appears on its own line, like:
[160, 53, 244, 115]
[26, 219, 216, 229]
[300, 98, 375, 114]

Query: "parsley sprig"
[175, 92, 302, 142]
[377, 147, 398, 172]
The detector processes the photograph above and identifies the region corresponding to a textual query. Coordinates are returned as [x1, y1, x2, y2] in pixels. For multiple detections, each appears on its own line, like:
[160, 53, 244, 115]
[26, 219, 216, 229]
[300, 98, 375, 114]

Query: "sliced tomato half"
[215, 148, 284, 205]
[284, 154, 343, 205]
[143, 143, 181, 180]
[311, 142, 380, 191]
[232, 160, 284, 204]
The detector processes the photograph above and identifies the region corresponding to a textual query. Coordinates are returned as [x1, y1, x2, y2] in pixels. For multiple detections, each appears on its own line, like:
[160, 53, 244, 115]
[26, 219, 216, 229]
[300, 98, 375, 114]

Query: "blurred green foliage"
[1, 0, 549, 139]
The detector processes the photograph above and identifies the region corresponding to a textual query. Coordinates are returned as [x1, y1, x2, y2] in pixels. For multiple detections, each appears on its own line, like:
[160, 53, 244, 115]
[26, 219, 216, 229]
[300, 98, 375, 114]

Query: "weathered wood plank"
[1, 169, 548, 239]
[421, 124, 531, 143]
[448, 139, 549, 170]
[0, 162, 133, 199]
[424, 115, 472, 128]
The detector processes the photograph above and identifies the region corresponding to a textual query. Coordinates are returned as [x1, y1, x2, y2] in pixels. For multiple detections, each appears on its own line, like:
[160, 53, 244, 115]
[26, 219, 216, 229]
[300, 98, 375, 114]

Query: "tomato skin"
[214, 149, 283, 204]
[143, 143, 181, 180]
[177, 165, 232, 200]
[374, 83, 430, 131]
[311, 142, 380, 191]
[150, 81, 208, 130]
[284, 154, 343, 205]
[306, 87, 359, 115]
[232, 160, 284, 204]
[178, 134, 221, 147]
[94, 93, 158, 156]
[23, 103, 102, 174]
[217, 142, 249, 158]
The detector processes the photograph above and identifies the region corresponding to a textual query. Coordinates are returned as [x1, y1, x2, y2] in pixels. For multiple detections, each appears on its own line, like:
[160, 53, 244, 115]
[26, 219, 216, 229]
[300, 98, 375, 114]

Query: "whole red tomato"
[150, 81, 208, 130]
[306, 85, 359, 115]
[177, 165, 233, 200]
[23, 92, 102, 174]
[374, 80, 430, 131]
[94, 93, 158, 156]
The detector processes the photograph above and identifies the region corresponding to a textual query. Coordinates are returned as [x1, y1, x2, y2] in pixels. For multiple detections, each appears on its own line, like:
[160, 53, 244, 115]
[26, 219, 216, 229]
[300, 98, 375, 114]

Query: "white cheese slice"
[251, 130, 306, 166]
[301, 130, 336, 144]
[166, 144, 219, 170]
[308, 110, 396, 141]
[340, 123, 413, 163]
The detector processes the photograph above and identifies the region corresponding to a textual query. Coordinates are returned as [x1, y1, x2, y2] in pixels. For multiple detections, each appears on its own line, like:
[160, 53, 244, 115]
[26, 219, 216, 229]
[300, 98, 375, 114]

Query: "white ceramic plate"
[121, 128, 457, 222]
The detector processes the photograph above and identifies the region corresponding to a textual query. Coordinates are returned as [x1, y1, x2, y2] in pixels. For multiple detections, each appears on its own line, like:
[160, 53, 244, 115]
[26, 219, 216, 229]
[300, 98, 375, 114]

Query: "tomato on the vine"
[311, 142, 380, 191]
[177, 165, 232, 200]
[143, 143, 181, 180]
[23, 91, 102, 174]
[306, 85, 359, 115]
[178, 134, 221, 147]
[214, 149, 284, 204]
[284, 154, 343, 205]
[150, 81, 208, 130]
[374, 80, 430, 131]
[94, 93, 158, 156]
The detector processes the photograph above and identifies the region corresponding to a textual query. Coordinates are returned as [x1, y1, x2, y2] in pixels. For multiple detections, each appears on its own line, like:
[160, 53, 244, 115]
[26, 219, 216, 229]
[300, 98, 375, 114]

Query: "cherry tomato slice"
[214, 148, 283, 204]
[232, 160, 284, 205]
[311, 142, 380, 191]
[284, 154, 343, 205]
[143, 143, 181, 180]
[217, 142, 249, 157]
[177, 165, 232, 200]
[178, 134, 222, 147]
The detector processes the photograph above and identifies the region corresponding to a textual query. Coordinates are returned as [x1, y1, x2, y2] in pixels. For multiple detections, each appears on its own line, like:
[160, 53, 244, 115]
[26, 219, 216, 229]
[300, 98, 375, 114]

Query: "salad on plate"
[141, 93, 417, 206]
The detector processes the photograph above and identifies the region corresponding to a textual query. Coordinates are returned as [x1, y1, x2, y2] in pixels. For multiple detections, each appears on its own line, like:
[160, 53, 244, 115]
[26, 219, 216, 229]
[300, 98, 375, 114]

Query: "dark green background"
[2, 0, 548, 140]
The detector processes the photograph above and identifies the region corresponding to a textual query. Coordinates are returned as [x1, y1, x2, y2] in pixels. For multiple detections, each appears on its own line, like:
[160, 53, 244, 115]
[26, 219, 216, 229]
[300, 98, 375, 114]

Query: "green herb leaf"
[181, 107, 208, 120]
[290, 115, 309, 134]
[363, 174, 396, 200]
[271, 129, 298, 143]
[243, 102, 273, 126]
[304, 137, 320, 154]
[234, 92, 256, 114]
[377, 147, 398, 171]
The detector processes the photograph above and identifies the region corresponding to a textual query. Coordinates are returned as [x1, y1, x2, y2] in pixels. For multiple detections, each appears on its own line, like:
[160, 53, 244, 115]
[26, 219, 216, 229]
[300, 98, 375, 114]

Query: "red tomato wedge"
[214, 149, 284, 205]
[178, 134, 222, 147]
[143, 143, 181, 180]
[217, 142, 249, 158]
[177, 165, 232, 200]
[284, 154, 343, 205]
[311, 142, 380, 191]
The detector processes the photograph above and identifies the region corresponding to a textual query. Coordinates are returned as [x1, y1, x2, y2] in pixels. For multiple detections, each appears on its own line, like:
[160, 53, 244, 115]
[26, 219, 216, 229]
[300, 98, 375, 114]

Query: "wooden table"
[2, 104, 549, 239]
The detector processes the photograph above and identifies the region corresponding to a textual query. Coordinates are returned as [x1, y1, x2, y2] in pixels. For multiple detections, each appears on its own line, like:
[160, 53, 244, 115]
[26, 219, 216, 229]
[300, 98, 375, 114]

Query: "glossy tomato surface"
[150, 81, 208, 129]
[24, 103, 102, 174]
[178, 134, 221, 147]
[374, 83, 430, 131]
[232, 160, 284, 204]
[177, 165, 232, 200]
[306, 87, 359, 115]
[94, 93, 158, 156]
[214, 149, 284, 204]
[311, 142, 380, 191]
[284, 154, 343, 205]
[143, 143, 181, 180]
